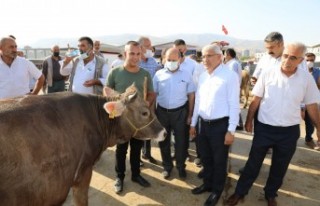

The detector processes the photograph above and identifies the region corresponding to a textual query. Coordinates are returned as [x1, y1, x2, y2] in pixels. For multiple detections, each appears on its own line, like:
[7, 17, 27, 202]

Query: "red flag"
[222, 25, 228, 35]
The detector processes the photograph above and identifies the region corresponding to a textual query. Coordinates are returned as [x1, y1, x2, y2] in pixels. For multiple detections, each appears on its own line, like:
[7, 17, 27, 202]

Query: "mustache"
[268, 52, 275, 55]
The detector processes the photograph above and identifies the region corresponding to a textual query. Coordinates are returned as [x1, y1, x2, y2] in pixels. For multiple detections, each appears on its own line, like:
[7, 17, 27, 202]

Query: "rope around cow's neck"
[125, 116, 156, 137]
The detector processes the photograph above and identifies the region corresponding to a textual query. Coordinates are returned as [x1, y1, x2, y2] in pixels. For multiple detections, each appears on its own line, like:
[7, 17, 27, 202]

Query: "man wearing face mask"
[138, 36, 161, 165]
[153, 48, 195, 179]
[42, 45, 65, 93]
[173, 39, 198, 161]
[302, 52, 320, 149]
[60, 36, 109, 95]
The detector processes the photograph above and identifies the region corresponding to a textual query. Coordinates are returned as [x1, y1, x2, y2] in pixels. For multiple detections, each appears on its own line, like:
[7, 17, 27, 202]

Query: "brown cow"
[0, 85, 165, 206]
[241, 69, 250, 108]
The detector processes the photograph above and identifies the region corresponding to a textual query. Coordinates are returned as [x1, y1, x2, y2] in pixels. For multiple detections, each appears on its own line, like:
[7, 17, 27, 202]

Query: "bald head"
[51, 45, 60, 52]
[0, 37, 17, 60]
[0, 37, 16, 49]
[165, 48, 181, 62]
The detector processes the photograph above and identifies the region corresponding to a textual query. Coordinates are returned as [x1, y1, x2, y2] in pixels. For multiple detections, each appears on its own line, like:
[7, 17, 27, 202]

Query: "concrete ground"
[63, 108, 320, 206]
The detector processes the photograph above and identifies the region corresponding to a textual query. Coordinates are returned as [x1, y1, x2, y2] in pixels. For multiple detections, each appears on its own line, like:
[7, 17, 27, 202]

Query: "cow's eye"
[142, 112, 148, 116]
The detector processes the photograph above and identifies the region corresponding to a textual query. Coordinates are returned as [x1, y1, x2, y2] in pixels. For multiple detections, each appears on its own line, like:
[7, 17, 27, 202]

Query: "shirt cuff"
[228, 124, 237, 132]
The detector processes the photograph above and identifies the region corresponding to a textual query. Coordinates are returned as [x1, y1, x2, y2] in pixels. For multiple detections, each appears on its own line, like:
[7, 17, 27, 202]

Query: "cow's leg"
[72, 166, 93, 206]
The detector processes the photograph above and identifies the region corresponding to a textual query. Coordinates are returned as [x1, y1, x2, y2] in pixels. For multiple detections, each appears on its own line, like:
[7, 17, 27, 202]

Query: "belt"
[200, 116, 229, 124]
[157, 103, 187, 112]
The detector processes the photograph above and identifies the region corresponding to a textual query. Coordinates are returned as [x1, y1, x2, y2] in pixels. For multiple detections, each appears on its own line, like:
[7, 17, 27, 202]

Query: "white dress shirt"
[0, 56, 42, 99]
[191, 64, 240, 132]
[253, 66, 320, 127]
[192, 62, 206, 89]
[153, 68, 195, 109]
[225, 58, 242, 84]
[253, 53, 307, 79]
[60, 57, 109, 94]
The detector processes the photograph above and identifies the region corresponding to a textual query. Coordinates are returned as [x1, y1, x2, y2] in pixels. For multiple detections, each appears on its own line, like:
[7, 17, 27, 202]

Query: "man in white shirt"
[153, 48, 195, 179]
[225, 48, 244, 130]
[225, 48, 242, 84]
[61, 36, 109, 95]
[251, 32, 307, 86]
[226, 43, 320, 206]
[173, 39, 198, 76]
[190, 44, 240, 206]
[0, 37, 44, 99]
[111, 54, 124, 69]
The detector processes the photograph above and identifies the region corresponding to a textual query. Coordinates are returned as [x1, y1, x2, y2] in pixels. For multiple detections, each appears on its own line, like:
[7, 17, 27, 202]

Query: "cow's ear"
[103, 87, 119, 97]
[103, 101, 125, 119]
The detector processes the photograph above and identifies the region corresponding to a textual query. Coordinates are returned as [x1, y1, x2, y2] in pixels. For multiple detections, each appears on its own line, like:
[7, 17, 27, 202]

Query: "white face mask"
[307, 61, 314, 69]
[144, 49, 154, 58]
[165, 61, 179, 72]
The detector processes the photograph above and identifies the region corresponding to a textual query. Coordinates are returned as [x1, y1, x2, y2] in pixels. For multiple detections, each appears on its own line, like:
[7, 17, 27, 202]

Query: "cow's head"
[103, 84, 166, 144]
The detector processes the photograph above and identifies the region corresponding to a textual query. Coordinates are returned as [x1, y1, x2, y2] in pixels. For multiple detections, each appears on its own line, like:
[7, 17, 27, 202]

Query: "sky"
[1, 0, 319, 47]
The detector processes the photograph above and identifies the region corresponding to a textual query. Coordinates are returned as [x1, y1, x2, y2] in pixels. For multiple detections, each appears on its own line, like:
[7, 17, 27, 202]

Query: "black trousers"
[115, 138, 143, 180]
[304, 110, 314, 142]
[156, 106, 188, 171]
[235, 120, 300, 198]
[199, 117, 229, 195]
[142, 140, 152, 157]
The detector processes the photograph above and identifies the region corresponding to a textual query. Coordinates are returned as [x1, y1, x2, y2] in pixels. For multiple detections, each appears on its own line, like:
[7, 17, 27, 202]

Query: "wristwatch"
[228, 131, 235, 135]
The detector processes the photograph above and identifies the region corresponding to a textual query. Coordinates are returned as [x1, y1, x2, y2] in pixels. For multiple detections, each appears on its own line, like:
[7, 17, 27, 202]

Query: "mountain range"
[29, 33, 265, 54]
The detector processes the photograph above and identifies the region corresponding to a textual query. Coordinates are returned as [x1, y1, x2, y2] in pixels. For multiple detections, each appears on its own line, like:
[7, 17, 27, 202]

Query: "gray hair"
[286, 42, 307, 56]
[202, 44, 222, 55]
[137, 36, 151, 46]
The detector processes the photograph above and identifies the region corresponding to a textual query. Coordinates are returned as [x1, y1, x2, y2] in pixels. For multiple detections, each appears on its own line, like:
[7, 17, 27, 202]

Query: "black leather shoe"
[178, 168, 187, 179]
[114, 178, 123, 194]
[131, 175, 151, 187]
[198, 168, 204, 179]
[191, 184, 212, 195]
[204, 193, 220, 206]
[162, 170, 171, 179]
[148, 156, 158, 164]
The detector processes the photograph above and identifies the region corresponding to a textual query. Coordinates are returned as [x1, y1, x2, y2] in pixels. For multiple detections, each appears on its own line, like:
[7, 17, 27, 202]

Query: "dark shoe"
[162, 170, 171, 179]
[198, 168, 204, 179]
[131, 175, 151, 187]
[305, 140, 316, 149]
[266, 197, 277, 206]
[225, 193, 244, 206]
[238, 167, 245, 174]
[191, 184, 212, 195]
[178, 168, 187, 179]
[148, 156, 158, 164]
[204, 193, 220, 206]
[114, 178, 123, 194]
